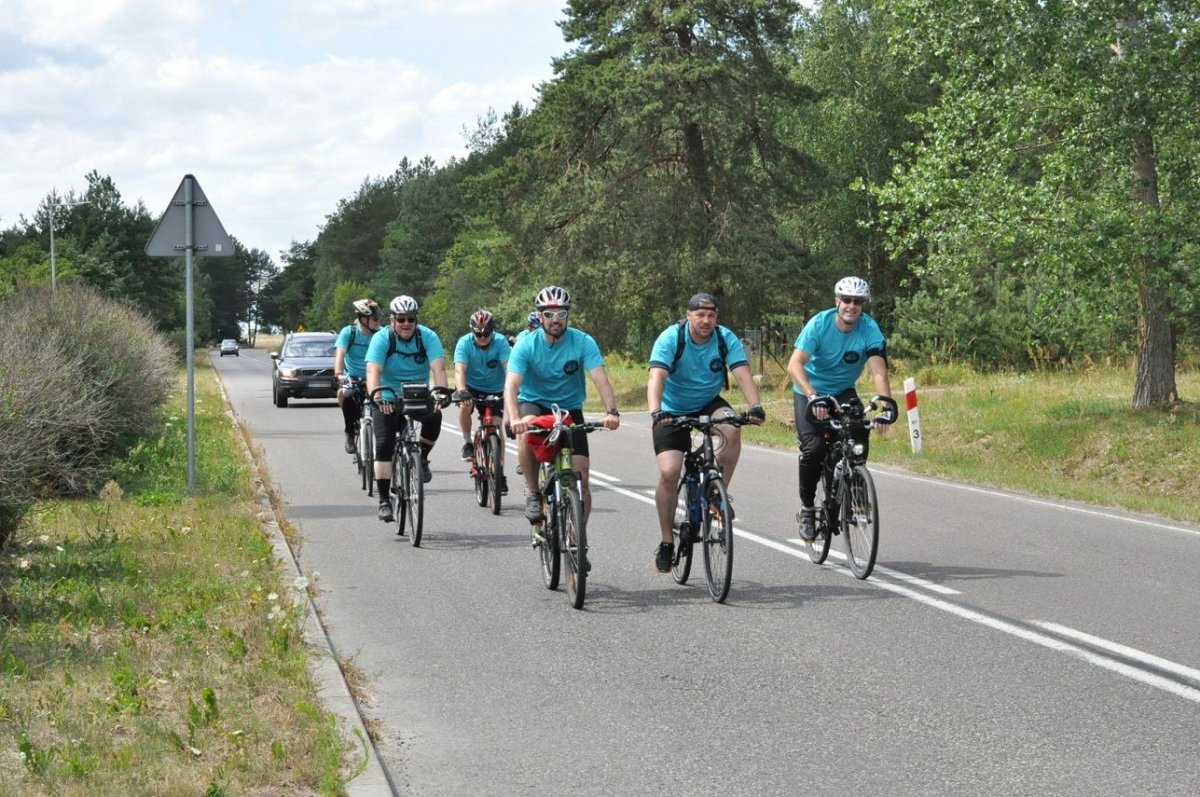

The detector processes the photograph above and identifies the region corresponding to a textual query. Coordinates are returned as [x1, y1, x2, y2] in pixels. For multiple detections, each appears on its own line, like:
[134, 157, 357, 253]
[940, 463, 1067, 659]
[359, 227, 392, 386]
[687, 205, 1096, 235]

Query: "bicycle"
[525, 405, 607, 610]
[664, 412, 751, 603]
[800, 394, 898, 579]
[342, 377, 373, 495]
[450, 393, 507, 515]
[370, 383, 452, 547]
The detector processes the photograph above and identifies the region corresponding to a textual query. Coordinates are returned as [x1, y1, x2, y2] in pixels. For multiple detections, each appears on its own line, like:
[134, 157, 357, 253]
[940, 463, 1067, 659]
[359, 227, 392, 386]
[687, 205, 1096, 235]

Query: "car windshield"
[287, 341, 335, 358]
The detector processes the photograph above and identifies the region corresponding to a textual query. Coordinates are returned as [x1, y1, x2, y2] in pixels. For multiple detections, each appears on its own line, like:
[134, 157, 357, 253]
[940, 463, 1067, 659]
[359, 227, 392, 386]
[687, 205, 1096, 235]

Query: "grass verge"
[0, 359, 352, 796]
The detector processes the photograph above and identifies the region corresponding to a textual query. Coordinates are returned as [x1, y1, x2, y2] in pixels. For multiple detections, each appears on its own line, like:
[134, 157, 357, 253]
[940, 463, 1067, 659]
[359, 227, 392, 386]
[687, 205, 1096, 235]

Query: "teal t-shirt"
[648, 324, 747, 414]
[335, 322, 375, 379]
[453, 332, 511, 394]
[508, 327, 604, 410]
[792, 308, 886, 396]
[365, 324, 445, 399]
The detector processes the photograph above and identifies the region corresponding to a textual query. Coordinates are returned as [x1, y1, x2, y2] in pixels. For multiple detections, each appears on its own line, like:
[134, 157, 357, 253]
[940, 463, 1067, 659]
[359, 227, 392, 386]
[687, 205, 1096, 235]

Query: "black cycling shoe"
[798, 507, 817, 542]
[378, 502, 394, 523]
[654, 542, 673, 573]
[461, 442, 472, 461]
[344, 434, 356, 454]
[421, 456, 432, 483]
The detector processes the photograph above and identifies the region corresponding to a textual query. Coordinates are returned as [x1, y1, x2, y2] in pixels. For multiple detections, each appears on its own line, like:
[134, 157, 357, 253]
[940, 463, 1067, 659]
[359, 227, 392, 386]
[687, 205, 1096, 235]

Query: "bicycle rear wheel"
[842, 464, 878, 579]
[360, 418, 374, 495]
[670, 479, 693, 585]
[407, 445, 424, 547]
[561, 487, 587, 609]
[701, 476, 733, 603]
[472, 435, 489, 508]
[486, 435, 502, 515]
[805, 468, 833, 564]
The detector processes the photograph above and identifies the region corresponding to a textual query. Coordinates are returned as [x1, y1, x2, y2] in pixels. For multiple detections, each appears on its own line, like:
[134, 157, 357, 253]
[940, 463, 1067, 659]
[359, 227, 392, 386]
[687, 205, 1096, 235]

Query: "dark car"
[270, 332, 338, 408]
[219, 338, 239, 356]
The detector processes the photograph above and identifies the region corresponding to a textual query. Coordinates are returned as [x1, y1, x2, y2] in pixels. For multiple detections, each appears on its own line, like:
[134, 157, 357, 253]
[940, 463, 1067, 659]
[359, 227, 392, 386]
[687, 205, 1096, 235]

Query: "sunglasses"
[541, 309, 569, 320]
[838, 297, 866, 306]
[393, 315, 417, 324]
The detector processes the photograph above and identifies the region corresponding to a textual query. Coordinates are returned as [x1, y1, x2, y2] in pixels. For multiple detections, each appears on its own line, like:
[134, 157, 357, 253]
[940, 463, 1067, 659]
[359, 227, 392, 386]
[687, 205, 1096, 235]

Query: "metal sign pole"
[185, 176, 196, 490]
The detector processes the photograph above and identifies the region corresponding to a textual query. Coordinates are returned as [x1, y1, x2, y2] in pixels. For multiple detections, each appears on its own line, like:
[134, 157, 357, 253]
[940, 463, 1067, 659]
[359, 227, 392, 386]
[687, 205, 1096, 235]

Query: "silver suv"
[270, 332, 337, 408]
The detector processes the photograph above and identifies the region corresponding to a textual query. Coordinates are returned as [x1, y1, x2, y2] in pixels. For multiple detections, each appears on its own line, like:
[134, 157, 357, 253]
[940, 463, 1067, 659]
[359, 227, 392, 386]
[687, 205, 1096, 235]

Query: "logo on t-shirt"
[487, 358, 499, 368]
[843, 351, 861, 365]
[563, 360, 580, 375]
[709, 357, 724, 373]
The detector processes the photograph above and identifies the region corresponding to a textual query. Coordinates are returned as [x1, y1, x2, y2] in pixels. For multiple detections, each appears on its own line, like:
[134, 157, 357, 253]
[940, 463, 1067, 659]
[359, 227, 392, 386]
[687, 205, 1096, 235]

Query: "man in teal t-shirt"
[786, 276, 892, 541]
[452, 309, 511, 463]
[334, 298, 380, 454]
[505, 285, 621, 527]
[645, 292, 764, 573]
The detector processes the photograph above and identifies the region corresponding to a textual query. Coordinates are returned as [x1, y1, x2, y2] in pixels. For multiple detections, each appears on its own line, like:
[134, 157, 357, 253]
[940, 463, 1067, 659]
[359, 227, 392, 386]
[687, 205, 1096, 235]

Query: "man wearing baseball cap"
[645, 292, 765, 573]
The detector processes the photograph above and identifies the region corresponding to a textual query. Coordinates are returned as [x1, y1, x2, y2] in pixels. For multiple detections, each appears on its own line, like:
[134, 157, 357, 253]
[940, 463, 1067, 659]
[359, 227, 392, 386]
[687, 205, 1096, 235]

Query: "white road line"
[588, 472, 1200, 704]
[1033, 622, 1200, 684]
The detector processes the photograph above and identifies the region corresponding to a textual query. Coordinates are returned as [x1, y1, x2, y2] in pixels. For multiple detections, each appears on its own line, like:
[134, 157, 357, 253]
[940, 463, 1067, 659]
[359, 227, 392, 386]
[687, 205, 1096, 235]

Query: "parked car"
[270, 332, 338, 408]
[219, 338, 240, 356]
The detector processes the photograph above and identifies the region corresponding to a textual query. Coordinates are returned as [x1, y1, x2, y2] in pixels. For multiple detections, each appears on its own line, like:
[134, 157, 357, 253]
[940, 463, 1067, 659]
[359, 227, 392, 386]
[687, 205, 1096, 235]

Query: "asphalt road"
[216, 349, 1200, 796]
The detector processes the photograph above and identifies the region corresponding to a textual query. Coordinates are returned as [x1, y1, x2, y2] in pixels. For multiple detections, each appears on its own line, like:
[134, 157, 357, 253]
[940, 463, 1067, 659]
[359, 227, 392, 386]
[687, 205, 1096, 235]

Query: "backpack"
[386, 325, 428, 364]
[672, 320, 729, 390]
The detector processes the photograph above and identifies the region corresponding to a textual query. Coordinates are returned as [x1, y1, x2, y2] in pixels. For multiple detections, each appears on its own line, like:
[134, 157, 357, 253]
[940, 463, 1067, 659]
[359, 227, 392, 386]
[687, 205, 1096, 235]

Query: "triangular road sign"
[145, 174, 235, 257]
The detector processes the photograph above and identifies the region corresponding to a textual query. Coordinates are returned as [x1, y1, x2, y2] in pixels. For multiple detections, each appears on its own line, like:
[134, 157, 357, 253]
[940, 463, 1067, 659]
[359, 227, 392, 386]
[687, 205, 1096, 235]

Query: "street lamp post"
[48, 196, 90, 294]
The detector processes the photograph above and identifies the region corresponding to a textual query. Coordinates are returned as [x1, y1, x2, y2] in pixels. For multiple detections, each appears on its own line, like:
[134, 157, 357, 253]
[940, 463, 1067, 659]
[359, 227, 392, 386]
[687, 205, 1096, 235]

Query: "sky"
[0, 0, 572, 264]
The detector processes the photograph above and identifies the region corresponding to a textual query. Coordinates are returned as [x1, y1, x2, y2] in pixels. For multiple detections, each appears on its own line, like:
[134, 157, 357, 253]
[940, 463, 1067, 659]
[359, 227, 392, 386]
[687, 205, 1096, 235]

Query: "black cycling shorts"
[652, 395, 732, 455]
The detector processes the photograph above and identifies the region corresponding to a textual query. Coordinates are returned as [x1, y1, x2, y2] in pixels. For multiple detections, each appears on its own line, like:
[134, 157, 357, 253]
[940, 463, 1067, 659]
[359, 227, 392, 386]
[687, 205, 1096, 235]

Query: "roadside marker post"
[904, 377, 923, 454]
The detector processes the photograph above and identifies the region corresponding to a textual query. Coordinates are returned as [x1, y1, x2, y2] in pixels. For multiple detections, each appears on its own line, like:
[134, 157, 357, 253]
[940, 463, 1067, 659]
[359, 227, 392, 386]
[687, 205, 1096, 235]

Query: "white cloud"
[0, 0, 568, 260]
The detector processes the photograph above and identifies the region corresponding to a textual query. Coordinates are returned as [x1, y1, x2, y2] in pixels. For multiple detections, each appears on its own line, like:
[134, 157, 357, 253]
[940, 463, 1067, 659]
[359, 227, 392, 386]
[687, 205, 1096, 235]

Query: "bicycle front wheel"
[360, 418, 374, 495]
[472, 436, 488, 507]
[701, 476, 733, 603]
[842, 464, 879, 579]
[393, 450, 407, 537]
[671, 479, 693, 585]
[562, 487, 587, 610]
[407, 445, 424, 547]
[806, 470, 832, 564]
[486, 435, 502, 516]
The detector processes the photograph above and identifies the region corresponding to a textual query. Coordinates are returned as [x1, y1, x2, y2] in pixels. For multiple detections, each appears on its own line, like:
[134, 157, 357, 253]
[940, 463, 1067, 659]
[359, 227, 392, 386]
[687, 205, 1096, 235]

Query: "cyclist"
[647, 292, 766, 573]
[334, 299, 381, 453]
[365, 295, 450, 523]
[787, 276, 892, 541]
[515, 310, 541, 342]
[452, 309, 511, 484]
[505, 285, 621, 527]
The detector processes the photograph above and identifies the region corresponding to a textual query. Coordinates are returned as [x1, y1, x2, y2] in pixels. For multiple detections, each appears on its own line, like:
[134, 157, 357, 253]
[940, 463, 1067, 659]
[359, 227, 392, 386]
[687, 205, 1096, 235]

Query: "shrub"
[0, 285, 176, 543]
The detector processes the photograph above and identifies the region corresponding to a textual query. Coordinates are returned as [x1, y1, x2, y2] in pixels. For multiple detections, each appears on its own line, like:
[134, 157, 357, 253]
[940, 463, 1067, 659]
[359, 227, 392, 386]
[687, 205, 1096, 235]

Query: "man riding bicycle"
[365, 295, 450, 524]
[334, 298, 381, 454]
[786, 276, 892, 541]
[504, 285, 621, 527]
[452, 310, 511, 486]
[647, 292, 766, 573]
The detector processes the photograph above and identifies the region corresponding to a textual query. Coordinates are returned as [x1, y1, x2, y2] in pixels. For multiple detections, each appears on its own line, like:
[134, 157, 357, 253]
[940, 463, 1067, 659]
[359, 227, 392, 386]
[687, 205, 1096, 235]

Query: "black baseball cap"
[687, 292, 718, 311]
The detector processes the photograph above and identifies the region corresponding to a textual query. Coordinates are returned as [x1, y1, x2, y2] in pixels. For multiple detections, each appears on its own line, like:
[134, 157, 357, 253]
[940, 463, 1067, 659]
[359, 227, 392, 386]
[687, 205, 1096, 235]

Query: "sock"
[377, 479, 390, 500]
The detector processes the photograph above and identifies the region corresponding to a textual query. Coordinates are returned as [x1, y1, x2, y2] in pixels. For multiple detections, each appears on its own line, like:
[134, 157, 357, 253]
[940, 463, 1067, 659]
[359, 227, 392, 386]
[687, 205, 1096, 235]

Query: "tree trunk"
[1129, 130, 1177, 408]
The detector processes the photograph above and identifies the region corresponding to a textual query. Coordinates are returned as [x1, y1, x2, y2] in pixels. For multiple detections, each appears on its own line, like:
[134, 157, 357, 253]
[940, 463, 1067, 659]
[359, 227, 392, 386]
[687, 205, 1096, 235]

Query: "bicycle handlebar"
[366, 384, 454, 409]
[804, 394, 899, 430]
[662, 413, 754, 430]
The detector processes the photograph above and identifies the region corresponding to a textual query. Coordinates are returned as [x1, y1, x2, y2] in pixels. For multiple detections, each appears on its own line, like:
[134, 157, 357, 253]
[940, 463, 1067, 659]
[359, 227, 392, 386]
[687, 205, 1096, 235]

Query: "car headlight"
[278, 367, 298, 377]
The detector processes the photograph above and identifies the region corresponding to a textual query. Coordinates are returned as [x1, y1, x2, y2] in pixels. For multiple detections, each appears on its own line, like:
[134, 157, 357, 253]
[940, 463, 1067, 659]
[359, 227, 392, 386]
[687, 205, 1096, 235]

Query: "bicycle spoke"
[843, 465, 879, 579]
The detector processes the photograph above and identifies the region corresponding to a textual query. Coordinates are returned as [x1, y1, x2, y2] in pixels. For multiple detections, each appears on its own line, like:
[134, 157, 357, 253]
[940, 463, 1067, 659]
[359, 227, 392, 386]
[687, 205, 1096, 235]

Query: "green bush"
[0, 285, 176, 543]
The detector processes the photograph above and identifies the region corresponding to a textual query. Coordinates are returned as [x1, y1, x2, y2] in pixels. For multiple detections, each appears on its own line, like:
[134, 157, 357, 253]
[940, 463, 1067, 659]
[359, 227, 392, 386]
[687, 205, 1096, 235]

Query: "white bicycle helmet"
[352, 299, 380, 319]
[534, 285, 572, 310]
[389, 295, 419, 316]
[834, 276, 871, 300]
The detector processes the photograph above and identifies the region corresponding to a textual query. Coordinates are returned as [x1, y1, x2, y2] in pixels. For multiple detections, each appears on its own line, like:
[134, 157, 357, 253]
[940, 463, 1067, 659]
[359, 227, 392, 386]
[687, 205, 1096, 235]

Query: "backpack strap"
[386, 326, 428, 363]
[672, 320, 729, 389]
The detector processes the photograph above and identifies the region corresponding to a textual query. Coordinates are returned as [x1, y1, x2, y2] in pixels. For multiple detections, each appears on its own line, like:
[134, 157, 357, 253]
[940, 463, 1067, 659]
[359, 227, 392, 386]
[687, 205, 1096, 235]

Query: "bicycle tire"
[562, 486, 587, 609]
[805, 468, 833, 564]
[701, 476, 733, 603]
[486, 435, 502, 515]
[843, 464, 878, 579]
[407, 444, 424, 547]
[360, 418, 374, 495]
[393, 448, 407, 537]
[670, 478, 693, 585]
[473, 435, 489, 508]
[538, 482, 560, 590]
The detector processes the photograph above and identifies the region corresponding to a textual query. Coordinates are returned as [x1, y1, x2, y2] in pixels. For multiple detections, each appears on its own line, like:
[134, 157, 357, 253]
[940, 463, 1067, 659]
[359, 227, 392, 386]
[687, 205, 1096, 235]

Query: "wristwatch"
[607, 407, 620, 417]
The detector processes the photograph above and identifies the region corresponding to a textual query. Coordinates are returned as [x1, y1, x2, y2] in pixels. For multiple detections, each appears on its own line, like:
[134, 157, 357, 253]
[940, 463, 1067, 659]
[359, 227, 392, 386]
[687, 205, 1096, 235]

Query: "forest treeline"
[3, 1, 1196, 407]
